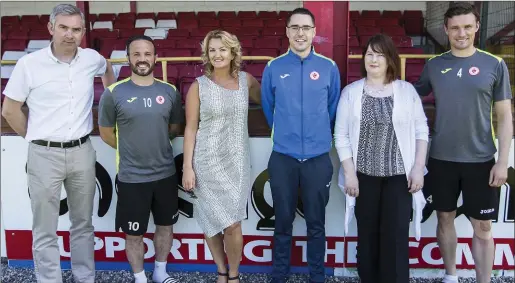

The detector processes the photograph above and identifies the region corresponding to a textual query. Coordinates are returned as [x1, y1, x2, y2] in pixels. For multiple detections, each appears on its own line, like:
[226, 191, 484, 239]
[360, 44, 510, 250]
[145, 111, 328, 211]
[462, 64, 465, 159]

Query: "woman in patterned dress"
[182, 30, 261, 283]
[334, 34, 429, 283]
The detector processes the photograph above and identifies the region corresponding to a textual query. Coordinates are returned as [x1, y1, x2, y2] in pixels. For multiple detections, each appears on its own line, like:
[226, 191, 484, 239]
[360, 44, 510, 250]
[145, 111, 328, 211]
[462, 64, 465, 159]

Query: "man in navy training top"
[261, 7, 341, 283]
[414, 3, 513, 283]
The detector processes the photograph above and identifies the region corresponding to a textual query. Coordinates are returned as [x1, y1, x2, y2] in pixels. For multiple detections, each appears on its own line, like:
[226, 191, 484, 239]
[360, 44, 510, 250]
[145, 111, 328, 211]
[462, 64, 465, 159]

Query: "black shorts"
[425, 157, 500, 220]
[115, 174, 179, 236]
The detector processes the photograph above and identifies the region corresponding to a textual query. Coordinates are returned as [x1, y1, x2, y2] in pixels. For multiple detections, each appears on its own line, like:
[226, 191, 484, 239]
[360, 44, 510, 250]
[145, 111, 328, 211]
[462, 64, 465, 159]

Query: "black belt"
[32, 134, 90, 148]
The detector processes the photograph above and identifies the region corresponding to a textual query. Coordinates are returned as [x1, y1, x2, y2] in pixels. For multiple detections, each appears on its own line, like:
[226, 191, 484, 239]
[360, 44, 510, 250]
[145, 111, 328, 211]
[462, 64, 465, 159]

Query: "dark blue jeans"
[268, 151, 333, 283]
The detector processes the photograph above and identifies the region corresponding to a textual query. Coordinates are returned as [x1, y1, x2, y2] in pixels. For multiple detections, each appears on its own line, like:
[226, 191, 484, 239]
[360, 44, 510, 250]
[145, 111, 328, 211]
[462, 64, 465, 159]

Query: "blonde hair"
[200, 30, 242, 78]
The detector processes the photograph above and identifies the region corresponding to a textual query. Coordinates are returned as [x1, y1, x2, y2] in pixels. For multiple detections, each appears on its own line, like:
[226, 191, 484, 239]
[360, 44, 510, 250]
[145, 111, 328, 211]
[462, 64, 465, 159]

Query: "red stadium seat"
[349, 47, 362, 55]
[349, 37, 360, 47]
[154, 39, 176, 49]
[265, 19, 286, 28]
[404, 18, 424, 35]
[177, 18, 198, 30]
[136, 13, 155, 20]
[118, 66, 132, 79]
[348, 76, 361, 83]
[218, 11, 237, 19]
[29, 30, 51, 40]
[377, 18, 399, 26]
[113, 20, 134, 29]
[403, 10, 423, 18]
[255, 38, 280, 49]
[406, 63, 425, 82]
[119, 28, 146, 38]
[348, 62, 361, 77]
[382, 11, 402, 18]
[166, 29, 190, 38]
[180, 81, 192, 103]
[93, 80, 105, 105]
[244, 63, 266, 79]
[1, 16, 20, 25]
[358, 35, 373, 47]
[164, 49, 193, 58]
[278, 11, 290, 19]
[235, 27, 261, 37]
[349, 26, 357, 36]
[199, 18, 220, 27]
[280, 38, 290, 48]
[197, 11, 217, 18]
[3, 40, 27, 51]
[118, 12, 136, 21]
[237, 11, 257, 19]
[382, 26, 406, 36]
[176, 38, 200, 49]
[221, 19, 241, 28]
[249, 48, 278, 57]
[242, 19, 264, 28]
[178, 12, 196, 20]
[7, 30, 29, 40]
[356, 26, 381, 36]
[239, 37, 254, 48]
[39, 15, 50, 24]
[350, 11, 360, 19]
[361, 10, 381, 18]
[259, 11, 279, 19]
[97, 13, 116, 22]
[21, 15, 39, 23]
[354, 19, 375, 27]
[157, 12, 176, 20]
[391, 36, 413, 47]
[262, 27, 286, 37]
[189, 28, 216, 39]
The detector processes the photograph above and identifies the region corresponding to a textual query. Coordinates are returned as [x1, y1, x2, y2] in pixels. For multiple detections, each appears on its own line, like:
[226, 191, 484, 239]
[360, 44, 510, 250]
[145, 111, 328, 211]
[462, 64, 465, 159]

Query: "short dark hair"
[126, 35, 156, 55]
[444, 2, 480, 27]
[360, 34, 400, 84]
[286, 8, 315, 26]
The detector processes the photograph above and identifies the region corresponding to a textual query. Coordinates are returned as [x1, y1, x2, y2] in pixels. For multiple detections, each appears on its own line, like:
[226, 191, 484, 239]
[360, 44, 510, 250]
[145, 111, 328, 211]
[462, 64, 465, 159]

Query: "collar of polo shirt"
[46, 41, 82, 64]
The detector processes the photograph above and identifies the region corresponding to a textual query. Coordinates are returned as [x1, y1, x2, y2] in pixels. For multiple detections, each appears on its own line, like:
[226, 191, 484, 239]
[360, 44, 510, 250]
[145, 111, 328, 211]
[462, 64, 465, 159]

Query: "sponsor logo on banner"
[1, 137, 514, 273]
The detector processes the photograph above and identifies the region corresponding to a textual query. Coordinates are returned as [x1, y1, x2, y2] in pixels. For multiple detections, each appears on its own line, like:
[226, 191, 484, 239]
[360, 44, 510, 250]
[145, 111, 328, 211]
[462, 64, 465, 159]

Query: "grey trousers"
[27, 138, 96, 283]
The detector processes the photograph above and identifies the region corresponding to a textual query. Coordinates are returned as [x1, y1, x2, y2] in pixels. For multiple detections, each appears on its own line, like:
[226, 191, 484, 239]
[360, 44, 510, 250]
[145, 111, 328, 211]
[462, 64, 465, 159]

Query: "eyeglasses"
[287, 25, 315, 33]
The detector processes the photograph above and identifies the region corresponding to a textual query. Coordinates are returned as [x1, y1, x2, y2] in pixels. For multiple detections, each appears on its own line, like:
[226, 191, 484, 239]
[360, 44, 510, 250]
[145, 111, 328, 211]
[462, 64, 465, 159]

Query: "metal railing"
[1, 56, 274, 83]
[2, 54, 513, 82]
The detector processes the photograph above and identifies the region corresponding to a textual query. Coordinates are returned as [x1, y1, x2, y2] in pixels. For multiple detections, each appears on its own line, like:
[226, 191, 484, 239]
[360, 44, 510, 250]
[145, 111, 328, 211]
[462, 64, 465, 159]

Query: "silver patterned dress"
[192, 71, 251, 238]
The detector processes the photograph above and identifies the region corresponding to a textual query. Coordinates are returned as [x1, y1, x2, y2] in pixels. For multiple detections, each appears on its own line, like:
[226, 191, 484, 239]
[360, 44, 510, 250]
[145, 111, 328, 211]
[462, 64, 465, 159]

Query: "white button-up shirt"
[3, 44, 107, 142]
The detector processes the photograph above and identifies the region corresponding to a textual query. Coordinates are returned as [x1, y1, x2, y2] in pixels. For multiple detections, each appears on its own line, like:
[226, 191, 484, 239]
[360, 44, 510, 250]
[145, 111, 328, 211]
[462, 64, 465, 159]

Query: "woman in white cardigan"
[334, 34, 429, 283]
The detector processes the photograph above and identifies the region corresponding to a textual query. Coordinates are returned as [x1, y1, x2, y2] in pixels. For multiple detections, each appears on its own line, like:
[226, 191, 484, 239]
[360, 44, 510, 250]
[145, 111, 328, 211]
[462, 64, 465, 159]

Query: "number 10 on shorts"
[128, 221, 140, 231]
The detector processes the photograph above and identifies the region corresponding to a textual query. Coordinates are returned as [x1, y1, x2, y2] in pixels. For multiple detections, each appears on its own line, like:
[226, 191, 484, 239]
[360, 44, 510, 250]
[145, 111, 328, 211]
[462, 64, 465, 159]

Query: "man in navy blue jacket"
[261, 7, 341, 283]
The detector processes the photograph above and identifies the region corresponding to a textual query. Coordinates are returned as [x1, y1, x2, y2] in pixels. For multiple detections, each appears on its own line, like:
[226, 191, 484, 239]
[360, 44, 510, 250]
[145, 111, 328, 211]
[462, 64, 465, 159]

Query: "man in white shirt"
[1, 4, 115, 283]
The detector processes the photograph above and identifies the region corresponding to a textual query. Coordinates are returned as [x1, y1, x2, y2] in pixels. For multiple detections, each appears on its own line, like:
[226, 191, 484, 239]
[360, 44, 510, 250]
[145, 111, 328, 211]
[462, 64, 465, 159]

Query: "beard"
[130, 61, 155, 76]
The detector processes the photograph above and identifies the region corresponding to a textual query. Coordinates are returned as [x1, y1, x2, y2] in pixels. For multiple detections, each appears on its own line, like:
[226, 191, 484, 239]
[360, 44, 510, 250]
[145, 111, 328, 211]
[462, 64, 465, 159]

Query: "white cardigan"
[334, 78, 429, 179]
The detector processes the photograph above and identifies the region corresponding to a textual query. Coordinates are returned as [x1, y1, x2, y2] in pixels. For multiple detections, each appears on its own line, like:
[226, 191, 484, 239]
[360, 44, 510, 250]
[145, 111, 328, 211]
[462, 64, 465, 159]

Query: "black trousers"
[355, 172, 412, 283]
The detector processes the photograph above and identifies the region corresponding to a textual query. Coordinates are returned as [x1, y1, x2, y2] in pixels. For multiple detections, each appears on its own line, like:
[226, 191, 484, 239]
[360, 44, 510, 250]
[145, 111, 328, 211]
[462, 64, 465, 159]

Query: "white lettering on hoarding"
[325, 241, 345, 263]
[421, 242, 443, 265]
[494, 244, 514, 266]
[171, 239, 183, 260]
[409, 241, 419, 264]
[104, 237, 125, 258]
[243, 240, 271, 262]
[182, 239, 204, 260]
[456, 243, 474, 265]
[51, 236, 515, 269]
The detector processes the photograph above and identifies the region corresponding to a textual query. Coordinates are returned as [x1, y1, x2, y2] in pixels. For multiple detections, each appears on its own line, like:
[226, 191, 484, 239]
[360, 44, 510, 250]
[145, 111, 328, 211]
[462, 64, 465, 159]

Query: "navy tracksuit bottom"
[268, 151, 333, 283]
